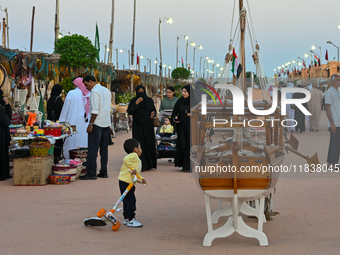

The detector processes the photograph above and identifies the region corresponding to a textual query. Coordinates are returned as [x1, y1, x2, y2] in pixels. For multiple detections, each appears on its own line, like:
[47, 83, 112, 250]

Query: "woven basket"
[48, 174, 71, 184]
[29, 145, 49, 157]
[53, 165, 77, 182]
[69, 147, 88, 159]
[44, 126, 62, 136]
[75, 164, 85, 179]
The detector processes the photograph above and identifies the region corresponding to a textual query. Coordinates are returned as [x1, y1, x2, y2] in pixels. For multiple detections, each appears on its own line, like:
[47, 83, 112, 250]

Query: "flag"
[325, 49, 329, 61]
[314, 54, 319, 66]
[231, 48, 243, 78]
[287, 68, 289, 75]
[136, 53, 139, 65]
[303, 59, 306, 69]
[95, 23, 100, 61]
[181, 57, 184, 68]
[188, 63, 191, 71]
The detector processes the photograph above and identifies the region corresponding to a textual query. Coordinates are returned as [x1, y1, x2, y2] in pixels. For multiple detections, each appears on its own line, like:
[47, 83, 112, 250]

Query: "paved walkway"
[0, 111, 339, 255]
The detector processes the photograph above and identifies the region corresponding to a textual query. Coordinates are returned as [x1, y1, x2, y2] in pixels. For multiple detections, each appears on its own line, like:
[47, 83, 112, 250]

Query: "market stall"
[9, 120, 85, 185]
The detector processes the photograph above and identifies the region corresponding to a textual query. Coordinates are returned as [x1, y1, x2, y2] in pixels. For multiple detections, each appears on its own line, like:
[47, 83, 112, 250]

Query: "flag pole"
[54, 0, 59, 47]
[108, 0, 115, 64]
[30, 6, 35, 52]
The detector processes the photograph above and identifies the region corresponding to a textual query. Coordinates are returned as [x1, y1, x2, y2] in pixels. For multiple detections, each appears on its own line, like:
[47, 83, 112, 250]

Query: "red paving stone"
[1, 111, 339, 254]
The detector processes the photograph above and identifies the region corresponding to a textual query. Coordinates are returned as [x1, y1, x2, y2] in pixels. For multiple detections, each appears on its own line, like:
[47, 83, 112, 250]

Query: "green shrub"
[116, 92, 132, 104]
[60, 77, 75, 94]
[55, 34, 97, 71]
[171, 67, 191, 80]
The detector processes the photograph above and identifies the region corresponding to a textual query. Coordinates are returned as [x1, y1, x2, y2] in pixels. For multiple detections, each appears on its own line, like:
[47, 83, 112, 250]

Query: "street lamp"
[163, 64, 167, 76]
[200, 56, 209, 78]
[185, 38, 190, 69]
[176, 34, 188, 68]
[327, 41, 339, 62]
[312, 45, 322, 66]
[159, 17, 173, 76]
[215, 63, 220, 77]
[119, 48, 130, 68]
[140, 55, 149, 72]
[154, 59, 158, 75]
[113, 48, 119, 69]
[191, 42, 202, 73]
[297, 57, 305, 69]
[58, 30, 71, 39]
[207, 59, 214, 80]
[99, 43, 107, 63]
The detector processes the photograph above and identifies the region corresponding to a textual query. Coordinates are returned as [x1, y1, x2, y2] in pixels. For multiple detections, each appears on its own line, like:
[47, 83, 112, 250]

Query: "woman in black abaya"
[47, 84, 64, 162]
[293, 85, 308, 133]
[127, 85, 157, 171]
[172, 84, 191, 172]
[0, 89, 12, 181]
[47, 84, 63, 121]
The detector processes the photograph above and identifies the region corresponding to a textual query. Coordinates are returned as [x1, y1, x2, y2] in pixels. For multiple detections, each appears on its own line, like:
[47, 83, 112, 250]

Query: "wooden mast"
[239, 0, 246, 94]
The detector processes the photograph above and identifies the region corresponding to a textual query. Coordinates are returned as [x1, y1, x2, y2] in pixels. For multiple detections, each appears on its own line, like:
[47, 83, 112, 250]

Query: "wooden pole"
[30, 7, 35, 52]
[5, 8, 9, 47]
[108, 0, 115, 64]
[158, 18, 162, 76]
[239, 0, 246, 94]
[130, 0, 136, 96]
[2, 18, 6, 47]
[54, 0, 59, 46]
[131, 0, 136, 66]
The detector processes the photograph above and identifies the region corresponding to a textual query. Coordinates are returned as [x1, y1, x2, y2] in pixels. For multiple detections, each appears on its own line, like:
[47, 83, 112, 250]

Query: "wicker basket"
[29, 145, 49, 157]
[53, 165, 78, 182]
[44, 126, 62, 136]
[29, 138, 51, 157]
[48, 174, 71, 184]
[69, 147, 88, 159]
[69, 148, 88, 176]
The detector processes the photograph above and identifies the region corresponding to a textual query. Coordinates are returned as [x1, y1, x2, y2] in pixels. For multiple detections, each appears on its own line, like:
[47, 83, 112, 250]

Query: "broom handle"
[112, 182, 135, 211]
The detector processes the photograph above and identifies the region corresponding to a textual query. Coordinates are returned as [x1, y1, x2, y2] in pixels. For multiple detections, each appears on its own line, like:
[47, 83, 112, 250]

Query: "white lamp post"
[158, 17, 173, 76]
[176, 34, 188, 68]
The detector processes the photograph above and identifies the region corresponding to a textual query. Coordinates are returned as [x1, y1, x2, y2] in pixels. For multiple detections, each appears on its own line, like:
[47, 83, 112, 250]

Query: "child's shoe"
[155, 134, 161, 140]
[127, 218, 143, 228]
[123, 219, 129, 225]
[170, 134, 177, 139]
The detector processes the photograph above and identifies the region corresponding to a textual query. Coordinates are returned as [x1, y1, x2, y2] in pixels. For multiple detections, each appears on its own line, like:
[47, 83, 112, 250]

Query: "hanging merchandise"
[0, 63, 11, 97]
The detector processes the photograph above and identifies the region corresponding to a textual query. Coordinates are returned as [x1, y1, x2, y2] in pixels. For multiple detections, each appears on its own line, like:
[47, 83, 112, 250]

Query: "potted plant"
[115, 92, 132, 113]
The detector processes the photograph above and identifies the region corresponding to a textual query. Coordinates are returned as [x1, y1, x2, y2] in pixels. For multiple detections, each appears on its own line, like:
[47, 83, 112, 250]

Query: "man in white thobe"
[307, 83, 323, 131]
[59, 79, 90, 158]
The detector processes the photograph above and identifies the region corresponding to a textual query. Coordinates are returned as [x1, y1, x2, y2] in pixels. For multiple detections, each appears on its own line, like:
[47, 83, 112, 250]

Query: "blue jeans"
[86, 125, 111, 176]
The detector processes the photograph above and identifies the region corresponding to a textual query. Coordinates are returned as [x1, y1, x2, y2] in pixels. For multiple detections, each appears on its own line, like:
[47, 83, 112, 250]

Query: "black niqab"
[179, 84, 191, 106]
[127, 85, 157, 170]
[0, 89, 5, 106]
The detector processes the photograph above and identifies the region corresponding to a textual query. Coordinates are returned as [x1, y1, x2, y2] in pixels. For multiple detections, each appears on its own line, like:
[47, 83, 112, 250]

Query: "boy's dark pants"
[119, 180, 136, 220]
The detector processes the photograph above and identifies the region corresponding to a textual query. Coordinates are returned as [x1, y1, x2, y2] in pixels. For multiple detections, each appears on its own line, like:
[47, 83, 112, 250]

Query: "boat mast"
[239, 0, 246, 94]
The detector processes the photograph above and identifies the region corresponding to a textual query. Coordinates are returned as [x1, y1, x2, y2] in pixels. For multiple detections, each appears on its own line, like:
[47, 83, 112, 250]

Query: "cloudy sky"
[1, 0, 340, 77]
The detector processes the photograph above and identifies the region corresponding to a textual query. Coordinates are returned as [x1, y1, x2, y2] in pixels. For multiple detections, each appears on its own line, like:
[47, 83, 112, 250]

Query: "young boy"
[118, 138, 146, 228]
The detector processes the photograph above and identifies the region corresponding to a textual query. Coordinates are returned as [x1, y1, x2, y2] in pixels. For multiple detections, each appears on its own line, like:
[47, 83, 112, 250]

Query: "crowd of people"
[282, 76, 340, 168]
[2, 77, 340, 228]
